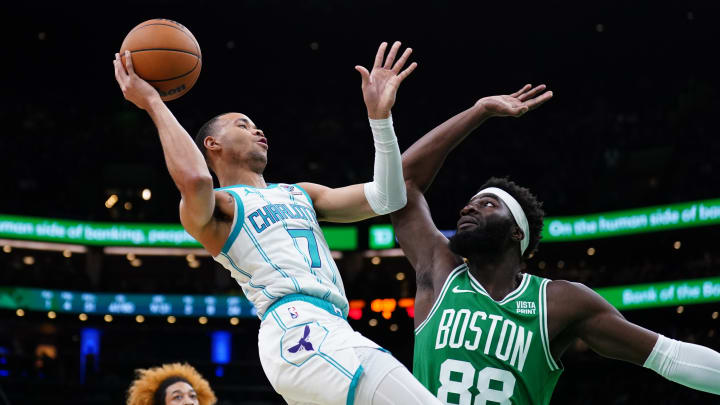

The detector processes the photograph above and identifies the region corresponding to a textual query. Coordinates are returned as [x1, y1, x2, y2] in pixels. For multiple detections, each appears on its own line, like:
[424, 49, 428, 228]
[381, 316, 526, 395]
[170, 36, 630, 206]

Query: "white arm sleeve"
[644, 334, 720, 395]
[363, 116, 407, 215]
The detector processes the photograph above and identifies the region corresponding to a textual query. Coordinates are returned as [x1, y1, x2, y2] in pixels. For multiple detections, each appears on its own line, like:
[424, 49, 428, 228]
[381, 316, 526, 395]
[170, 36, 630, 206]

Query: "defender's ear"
[511, 225, 525, 244]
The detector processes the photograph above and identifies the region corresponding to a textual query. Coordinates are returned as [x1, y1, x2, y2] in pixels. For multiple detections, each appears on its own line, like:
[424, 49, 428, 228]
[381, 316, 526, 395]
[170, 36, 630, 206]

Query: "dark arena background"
[2, 1, 720, 404]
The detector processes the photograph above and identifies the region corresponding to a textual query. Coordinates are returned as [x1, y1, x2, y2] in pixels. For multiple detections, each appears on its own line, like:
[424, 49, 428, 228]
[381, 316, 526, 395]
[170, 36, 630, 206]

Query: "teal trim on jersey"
[320, 237, 343, 293]
[220, 252, 277, 300]
[346, 365, 364, 405]
[293, 184, 314, 208]
[251, 189, 322, 286]
[262, 294, 345, 321]
[215, 183, 279, 191]
[221, 189, 245, 254]
[318, 351, 353, 379]
[278, 321, 325, 367]
[286, 193, 323, 281]
[270, 310, 288, 330]
[287, 228, 322, 268]
[275, 320, 351, 379]
[241, 222, 302, 292]
[219, 252, 251, 278]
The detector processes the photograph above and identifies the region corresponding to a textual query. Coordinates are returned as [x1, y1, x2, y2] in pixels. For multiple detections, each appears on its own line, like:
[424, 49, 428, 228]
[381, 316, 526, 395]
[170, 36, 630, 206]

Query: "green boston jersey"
[413, 264, 563, 405]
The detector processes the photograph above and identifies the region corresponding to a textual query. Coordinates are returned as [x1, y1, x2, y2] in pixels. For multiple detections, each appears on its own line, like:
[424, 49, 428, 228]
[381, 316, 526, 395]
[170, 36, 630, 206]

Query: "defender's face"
[214, 112, 268, 161]
[456, 193, 512, 233]
[164, 381, 199, 405]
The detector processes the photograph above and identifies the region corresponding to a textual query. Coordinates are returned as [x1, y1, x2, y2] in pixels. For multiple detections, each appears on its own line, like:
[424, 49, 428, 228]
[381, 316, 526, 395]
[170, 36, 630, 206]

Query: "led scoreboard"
[0, 287, 257, 318]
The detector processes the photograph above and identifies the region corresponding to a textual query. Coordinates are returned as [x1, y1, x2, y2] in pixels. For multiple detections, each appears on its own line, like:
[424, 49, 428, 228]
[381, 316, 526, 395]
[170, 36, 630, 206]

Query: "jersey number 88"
[438, 359, 516, 405]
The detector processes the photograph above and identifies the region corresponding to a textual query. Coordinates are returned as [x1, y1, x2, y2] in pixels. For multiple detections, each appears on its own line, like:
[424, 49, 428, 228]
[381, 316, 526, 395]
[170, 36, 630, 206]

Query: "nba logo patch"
[280, 184, 304, 196]
[288, 306, 299, 319]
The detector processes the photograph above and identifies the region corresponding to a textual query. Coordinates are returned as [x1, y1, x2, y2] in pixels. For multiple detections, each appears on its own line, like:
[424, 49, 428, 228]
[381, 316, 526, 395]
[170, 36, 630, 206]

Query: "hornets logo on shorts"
[288, 325, 314, 353]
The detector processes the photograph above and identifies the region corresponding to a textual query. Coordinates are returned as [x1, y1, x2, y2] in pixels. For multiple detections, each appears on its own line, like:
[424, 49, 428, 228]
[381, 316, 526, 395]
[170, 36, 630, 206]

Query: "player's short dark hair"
[478, 177, 545, 259]
[194, 113, 225, 170]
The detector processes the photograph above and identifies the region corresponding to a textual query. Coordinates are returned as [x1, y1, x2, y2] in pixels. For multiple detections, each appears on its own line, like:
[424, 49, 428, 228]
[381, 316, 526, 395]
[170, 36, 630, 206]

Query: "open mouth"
[257, 137, 268, 147]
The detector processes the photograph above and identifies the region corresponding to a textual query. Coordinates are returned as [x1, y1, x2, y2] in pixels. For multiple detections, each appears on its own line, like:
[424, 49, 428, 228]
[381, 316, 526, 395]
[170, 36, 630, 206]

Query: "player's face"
[448, 193, 516, 257]
[164, 381, 199, 405]
[456, 194, 511, 233]
[215, 113, 268, 168]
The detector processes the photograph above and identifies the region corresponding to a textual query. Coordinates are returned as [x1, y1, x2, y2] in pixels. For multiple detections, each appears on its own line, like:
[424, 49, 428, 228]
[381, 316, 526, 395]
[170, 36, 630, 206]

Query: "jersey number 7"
[287, 228, 322, 268]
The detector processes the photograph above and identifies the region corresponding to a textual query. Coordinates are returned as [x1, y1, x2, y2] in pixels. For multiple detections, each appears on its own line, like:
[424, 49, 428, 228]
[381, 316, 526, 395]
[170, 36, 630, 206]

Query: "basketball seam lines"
[127, 22, 201, 55]
[130, 48, 200, 57]
[128, 49, 200, 82]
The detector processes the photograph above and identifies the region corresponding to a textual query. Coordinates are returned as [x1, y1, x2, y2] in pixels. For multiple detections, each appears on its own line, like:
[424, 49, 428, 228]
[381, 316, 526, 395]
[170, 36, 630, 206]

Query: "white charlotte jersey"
[213, 183, 348, 318]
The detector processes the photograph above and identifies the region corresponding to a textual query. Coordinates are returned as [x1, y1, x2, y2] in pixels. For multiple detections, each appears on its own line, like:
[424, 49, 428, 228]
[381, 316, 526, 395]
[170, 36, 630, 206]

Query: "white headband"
[473, 187, 530, 255]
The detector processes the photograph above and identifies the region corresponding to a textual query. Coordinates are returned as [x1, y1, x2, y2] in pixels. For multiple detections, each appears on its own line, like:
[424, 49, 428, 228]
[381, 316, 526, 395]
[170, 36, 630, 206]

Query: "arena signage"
[367, 198, 720, 247]
[369, 224, 395, 249]
[0, 287, 257, 318]
[3, 277, 720, 318]
[0, 214, 358, 250]
[595, 277, 720, 310]
[542, 198, 720, 242]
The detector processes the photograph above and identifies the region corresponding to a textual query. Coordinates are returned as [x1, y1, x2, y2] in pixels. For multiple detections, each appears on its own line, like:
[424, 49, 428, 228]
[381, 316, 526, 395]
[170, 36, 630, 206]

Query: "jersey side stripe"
[241, 222, 302, 292]
[415, 263, 468, 335]
[539, 279, 560, 370]
[270, 310, 287, 330]
[220, 252, 277, 299]
[252, 190, 322, 284]
[320, 241, 345, 299]
[220, 189, 245, 254]
[219, 252, 252, 278]
[286, 191, 345, 297]
[543, 279, 560, 370]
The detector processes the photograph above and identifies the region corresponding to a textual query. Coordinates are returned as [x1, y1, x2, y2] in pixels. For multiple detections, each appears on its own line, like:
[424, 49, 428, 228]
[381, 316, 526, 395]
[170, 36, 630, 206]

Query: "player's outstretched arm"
[403, 84, 553, 194]
[391, 85, 553, 299]
[113, 51, 215, 241]
[552, 281, 720, 395]
[299, 41, 417, 223]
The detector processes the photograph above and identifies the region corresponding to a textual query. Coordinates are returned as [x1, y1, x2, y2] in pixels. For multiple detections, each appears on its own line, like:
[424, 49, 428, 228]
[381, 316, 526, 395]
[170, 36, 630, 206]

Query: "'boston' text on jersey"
[435, 308, 533, 372]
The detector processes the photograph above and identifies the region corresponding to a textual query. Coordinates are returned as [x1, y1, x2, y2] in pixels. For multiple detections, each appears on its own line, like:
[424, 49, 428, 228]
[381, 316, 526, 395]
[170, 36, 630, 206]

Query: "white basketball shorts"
[258, 294, 400, 405]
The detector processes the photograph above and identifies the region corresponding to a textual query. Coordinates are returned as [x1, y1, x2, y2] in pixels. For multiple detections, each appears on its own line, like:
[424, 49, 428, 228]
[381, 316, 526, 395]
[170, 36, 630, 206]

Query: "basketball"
[119, 19, 201, 101]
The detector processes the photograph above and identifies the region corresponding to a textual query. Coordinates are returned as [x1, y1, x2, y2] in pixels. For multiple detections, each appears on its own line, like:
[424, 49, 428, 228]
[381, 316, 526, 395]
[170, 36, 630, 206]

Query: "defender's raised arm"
[391, 85, 553, 294]
[403, 84, 552, 193]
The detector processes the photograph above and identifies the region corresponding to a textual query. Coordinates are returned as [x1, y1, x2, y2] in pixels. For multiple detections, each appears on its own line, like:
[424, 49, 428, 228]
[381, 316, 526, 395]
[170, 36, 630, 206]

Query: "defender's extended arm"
[403, 84, 552, 193]
[553, 280, 720, 395]
[392, 85, 553, 294]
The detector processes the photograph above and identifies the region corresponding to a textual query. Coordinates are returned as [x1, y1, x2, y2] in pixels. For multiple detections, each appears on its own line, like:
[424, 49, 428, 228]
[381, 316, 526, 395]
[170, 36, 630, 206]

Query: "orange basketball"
[119, 19, 201, 101]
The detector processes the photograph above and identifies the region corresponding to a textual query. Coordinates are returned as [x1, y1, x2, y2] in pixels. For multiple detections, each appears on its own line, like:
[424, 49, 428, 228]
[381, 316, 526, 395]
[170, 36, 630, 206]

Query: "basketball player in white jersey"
[113, 42, 441, 404]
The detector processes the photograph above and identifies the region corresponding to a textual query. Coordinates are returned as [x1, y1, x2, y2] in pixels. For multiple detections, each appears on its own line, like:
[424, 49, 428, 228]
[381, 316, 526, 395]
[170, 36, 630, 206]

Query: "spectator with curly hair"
[126, 363, 217, 405]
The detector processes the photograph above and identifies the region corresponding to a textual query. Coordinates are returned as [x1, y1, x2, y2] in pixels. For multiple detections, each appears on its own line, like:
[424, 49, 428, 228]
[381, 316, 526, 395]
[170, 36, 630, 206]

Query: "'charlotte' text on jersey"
[248, 203, 318, 233]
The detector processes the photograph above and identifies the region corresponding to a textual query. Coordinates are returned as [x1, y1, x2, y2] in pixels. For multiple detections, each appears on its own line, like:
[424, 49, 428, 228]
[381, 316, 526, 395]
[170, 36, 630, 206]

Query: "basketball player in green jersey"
[391, 84, 720, 404]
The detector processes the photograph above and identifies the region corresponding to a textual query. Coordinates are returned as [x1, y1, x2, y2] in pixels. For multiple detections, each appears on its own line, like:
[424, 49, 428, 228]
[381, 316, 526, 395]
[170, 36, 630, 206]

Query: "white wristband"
[363, 115, 407, 215]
